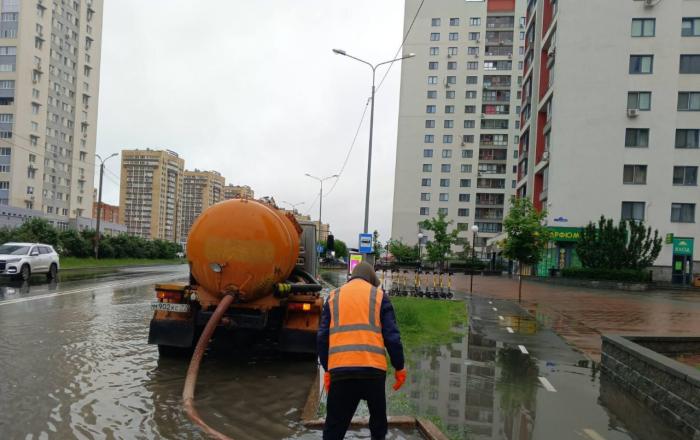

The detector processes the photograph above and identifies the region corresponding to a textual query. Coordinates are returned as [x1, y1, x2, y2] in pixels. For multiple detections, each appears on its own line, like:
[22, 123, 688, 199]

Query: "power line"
[324, 99, 370, 197]
[376, 0, 425, 93]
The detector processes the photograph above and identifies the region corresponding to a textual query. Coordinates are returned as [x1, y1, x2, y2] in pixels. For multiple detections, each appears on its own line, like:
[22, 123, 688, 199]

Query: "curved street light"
[94, 152, 119, 258]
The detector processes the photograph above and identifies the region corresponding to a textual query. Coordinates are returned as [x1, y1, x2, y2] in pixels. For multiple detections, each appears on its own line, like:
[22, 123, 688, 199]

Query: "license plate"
[151, 302, 190, 313]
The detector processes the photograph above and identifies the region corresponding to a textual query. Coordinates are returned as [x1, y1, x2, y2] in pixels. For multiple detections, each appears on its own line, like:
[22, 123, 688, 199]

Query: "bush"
[561, 267, 652, 283]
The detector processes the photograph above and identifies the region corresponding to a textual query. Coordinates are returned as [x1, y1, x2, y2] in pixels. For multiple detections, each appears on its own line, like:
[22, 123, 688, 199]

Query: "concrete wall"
[601, 335, 700, 439]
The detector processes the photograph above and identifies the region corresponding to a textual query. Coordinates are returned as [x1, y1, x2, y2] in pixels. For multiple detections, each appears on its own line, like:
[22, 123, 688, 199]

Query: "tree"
[13, 218, 60, 246]
[372, 230, 383, 259]
[419, 212, 459, 269]
[388, 239, 419, 264]
[502, 197, 549, 302]
[576, 216, 662, 270]
[334, 239, 348, 259]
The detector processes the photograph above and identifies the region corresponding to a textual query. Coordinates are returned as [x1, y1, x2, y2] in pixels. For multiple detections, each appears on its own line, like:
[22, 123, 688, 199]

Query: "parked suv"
[0, 242, 60, 281]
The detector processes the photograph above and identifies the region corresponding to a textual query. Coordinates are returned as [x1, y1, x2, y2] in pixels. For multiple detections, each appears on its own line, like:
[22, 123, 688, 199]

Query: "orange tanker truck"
[148, 198, 324, 356]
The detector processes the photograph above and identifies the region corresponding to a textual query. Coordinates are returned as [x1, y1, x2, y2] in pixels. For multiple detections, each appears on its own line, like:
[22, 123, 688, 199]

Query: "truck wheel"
[47, 264, 58, 280]
[158, 345, 193, 358]
[20, 264, 31, 281]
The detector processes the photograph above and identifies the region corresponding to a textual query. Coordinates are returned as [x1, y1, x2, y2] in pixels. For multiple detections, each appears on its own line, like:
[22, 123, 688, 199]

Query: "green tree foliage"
[419, 212, 459, 268]
[372, 230, 383, 259]
[333, 239, 348, 259]
[388, 239, 419, 263]
[576, 216, 662, 270]
[0, 219, 182, 259]
[502, 197, 549, 266]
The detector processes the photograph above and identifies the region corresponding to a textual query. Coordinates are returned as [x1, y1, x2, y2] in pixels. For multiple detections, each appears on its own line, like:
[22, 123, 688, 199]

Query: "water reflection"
[398, 323, 539, 439]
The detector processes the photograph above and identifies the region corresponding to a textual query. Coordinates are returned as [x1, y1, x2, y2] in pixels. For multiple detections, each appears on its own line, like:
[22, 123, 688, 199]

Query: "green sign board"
[672, 237, 694, 256]
[547, 226, 583, 243]
[665, 233, 674, 244]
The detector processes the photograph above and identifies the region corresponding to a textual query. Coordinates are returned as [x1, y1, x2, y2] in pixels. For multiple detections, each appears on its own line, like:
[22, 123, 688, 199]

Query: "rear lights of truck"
[156, 290, 184, 303]
[288, 302, 314, 312]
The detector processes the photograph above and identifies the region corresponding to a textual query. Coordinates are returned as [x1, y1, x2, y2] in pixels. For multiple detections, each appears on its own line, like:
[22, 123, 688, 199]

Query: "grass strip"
[390, 297, 467, 351]
[60, 257, 185, 269]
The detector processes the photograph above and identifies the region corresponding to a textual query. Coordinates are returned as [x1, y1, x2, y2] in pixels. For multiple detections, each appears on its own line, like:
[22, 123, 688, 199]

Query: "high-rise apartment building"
[178, 169, 225, 241]
[392, 0, 526, 250]
[519, 0, 700, 280]
[119, 149, 184, 241]
[0, 0, 103, 229]
[223, 184, 254, 200]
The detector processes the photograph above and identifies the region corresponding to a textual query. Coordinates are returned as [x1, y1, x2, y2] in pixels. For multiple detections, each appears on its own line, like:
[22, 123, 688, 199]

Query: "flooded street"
[0, 265, 321, 440]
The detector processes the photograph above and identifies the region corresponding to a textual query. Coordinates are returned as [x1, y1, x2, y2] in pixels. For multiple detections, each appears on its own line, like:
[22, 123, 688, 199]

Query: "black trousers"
[323, 376, 387, 440]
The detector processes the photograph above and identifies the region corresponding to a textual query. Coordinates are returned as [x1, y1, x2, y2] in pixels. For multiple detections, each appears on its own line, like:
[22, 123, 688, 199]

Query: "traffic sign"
[359, 233, 373, 254]
[317, 244, 325, 254]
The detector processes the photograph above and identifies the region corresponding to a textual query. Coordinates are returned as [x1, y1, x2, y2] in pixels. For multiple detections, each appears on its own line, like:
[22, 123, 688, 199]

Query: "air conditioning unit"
[542, 151, 550, 161]
[447, 54, 452, 58]
[480, 113, 486, 119]
[548, 46, 556, 57]
[461, 142, 466, 147]
[644, 0, 656, 6]
[627, 108, 639, 118]
[475, 39, 480, 44]
[474, 53, 479, 58]
[507, 53, 512, 59]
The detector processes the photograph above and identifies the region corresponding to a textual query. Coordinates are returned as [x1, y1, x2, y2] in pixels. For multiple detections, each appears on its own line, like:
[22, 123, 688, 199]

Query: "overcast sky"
[95, 0, 409, 246]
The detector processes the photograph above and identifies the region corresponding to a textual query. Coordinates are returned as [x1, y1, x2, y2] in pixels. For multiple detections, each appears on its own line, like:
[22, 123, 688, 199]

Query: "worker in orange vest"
[317, 262, 406, 440]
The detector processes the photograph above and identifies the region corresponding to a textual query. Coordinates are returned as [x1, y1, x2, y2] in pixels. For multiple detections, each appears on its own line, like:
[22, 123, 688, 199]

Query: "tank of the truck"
[186, 199, 302, 302]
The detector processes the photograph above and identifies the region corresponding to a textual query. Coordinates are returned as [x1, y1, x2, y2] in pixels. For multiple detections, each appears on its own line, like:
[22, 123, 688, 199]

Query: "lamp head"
[332, 48, 346, 56]
[471, 225, 479, 233]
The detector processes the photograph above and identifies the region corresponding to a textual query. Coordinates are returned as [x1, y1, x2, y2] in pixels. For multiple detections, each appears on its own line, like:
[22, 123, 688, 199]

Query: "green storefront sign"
[547, 226, 583, 242]
[672, 237, 694, 256]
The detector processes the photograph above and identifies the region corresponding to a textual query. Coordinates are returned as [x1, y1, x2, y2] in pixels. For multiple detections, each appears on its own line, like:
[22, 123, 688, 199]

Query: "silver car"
[0, 242, 60, 281]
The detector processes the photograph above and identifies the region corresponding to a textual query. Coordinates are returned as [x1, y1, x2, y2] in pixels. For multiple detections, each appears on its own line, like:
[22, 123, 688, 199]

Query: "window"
[427, 90, 437, 99]
[466, 76, 478, 84]
[423, 149, 435, 159]
[466, 90, 477, 99]
[442, 149, 452, 158]
[465, 105, 476, 113]
[621, 202, 645, 221]
[430, 47, 439, 56]
[470, 17, 481, 26]
[682, 18, 700, 37]
[422, 164, 432, 172]
[460, 179, 471, 188]
[447, 61, 457, 70]
[673, 166, 698, 186]
[446, 76, 456, 85]
[462, 149, 473, 158]
[440, 178, 450, 187]
[450, 17, 459, 26]
[425, 134, 435, 143]
[676, 129, 699, 148]
[448, 47, 458, 56]
[439, 193, 449, 201]
[464, 120, 475, 128]
[458, 194, 470, 202]
[428, 61, 438, 70]
[628, 92, 651, 110]
[629, 55, 653, 74]
[446, 90, 455, 99]
[678, 92, 700, 111]
[431, 18, 441, 27]
[441, 164, 451, 172]
[449, 32, 459, 41]
[680, 55, 700, 74]
[623, 165, 647, 184]
[671, 203, 695, 223]
[420, 193, 431, 201]
[469, 32, 480, 41]
[422, 178, 432, 187]
[468, 46, 479, 55]
[467, 62, 478, 70]
[425, 119, 435, 128]
[625, 128, 649, 147]
[428, 76, 438, 84]
[445, 105, 455, 114]
[463, 135, 474, 143]
[0, 164, 9, 172]
[437, 207, 448, 216]
[420, 207, 430, 216]
[458, 208, 469, 217]
[444, 120, 454, 128]
[430, 33, 440, 41]
[426, 105, 436, 113]
[461, 164, 472, 173]
[631, 18, 655, 37]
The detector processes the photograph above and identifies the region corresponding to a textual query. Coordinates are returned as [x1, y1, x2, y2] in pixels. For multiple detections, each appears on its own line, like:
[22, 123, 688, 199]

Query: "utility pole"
[94, 153, 118, 259]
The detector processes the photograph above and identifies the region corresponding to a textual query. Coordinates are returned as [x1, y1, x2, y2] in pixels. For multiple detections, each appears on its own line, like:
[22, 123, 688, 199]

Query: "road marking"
[498, 315, 504, 320]
[518, 345, 529, 354]
[492, 307, 498, 311]
[0, 275, 183, 307]
[488, 301, 492, 304]
[538, 377, 557, 392]
[582, 429, 607, 440]
[506, 327, 514, 333]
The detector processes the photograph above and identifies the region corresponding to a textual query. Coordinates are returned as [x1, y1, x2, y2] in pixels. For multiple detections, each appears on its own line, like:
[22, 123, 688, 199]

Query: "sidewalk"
[452, 274, 700, 362]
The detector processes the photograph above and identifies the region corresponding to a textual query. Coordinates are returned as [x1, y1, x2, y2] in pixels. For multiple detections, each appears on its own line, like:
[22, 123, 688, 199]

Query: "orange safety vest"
[328, 279, 387, 371]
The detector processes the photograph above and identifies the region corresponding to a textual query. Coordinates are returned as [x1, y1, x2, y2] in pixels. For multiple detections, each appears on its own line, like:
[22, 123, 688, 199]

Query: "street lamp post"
[332, 48, 415, 234]
[304, 173, 338, 247]
[470, 225, 479, 294]
[94, 152, 119, 259]
[417, 232, 424, 267]
[281, 200, 305, 214]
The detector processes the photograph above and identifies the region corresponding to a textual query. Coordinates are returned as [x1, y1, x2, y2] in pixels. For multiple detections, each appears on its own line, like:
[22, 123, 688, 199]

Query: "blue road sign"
[317, 244, 325, 254]
[359, 233, 373, 254]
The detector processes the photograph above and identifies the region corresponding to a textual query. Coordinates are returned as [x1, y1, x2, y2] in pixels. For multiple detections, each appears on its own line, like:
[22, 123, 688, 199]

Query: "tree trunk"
[518, 265, 523, 303]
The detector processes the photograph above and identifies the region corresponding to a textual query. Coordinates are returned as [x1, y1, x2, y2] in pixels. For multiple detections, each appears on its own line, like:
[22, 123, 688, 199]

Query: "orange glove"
[324, 372, 331, 391]
[392, 369, 407, 391]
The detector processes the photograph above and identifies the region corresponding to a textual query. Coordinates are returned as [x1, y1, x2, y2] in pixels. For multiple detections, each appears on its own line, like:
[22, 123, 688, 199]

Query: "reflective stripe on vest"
[328, 281, 387, 371]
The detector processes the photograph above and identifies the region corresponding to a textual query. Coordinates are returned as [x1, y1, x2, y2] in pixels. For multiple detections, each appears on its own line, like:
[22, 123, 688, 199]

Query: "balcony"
[477, 178, 506, 189]
[479, 150, 508, 161]
[484, 46, 513, 57]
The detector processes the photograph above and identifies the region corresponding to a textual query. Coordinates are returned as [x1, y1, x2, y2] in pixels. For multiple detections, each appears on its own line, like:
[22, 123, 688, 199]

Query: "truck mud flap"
[279, 328, 317, 354]
[148, 317, 195, 348]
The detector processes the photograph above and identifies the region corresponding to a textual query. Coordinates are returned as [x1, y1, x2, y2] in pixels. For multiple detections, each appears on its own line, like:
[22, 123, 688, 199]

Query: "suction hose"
[182, 293, 235, 440]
